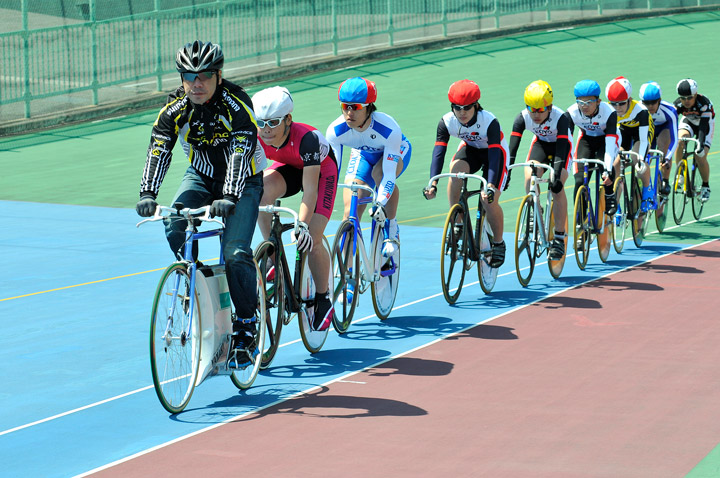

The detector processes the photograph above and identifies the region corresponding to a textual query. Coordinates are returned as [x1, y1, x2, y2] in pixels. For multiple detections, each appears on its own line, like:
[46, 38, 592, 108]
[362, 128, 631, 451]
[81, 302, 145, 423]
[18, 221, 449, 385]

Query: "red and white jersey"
[514, 105, 571, 143]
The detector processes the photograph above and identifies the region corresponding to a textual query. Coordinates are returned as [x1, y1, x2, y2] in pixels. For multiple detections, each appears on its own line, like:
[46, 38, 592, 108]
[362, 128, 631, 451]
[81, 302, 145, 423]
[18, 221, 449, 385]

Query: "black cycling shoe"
[489, 241, 506, 268]
[660, 180, 671, 197]
[604, 193, 617, 216]
[549, 235, 566, 260]
[228, 319, 257, 369]
[313, 292, 333, 331]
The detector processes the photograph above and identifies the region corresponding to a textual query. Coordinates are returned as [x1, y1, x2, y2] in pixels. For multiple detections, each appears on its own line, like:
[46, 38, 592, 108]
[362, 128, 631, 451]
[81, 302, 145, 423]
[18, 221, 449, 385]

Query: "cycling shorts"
[344, 138, 412, 189]
[678, 117, 715, 149]
[267, 157, 338, 219]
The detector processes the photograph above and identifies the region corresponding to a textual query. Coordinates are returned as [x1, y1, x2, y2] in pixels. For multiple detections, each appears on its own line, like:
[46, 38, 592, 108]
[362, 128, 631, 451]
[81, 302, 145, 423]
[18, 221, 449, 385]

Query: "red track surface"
[94, 241, 720, 477]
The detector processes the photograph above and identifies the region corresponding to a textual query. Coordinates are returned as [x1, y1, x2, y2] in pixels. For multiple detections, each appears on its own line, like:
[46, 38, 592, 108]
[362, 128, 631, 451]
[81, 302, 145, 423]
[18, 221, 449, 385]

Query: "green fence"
[0, 0, 717, 124]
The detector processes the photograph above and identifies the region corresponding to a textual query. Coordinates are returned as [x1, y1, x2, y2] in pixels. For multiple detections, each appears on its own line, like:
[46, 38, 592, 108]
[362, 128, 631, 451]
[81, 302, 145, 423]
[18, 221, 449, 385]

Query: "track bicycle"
[572, 158, 611, 269]
[646, 148, 670, 234]
[611, 151, 643, 251]
[138, 203, 267, 414]
[508, 162, 567, 287]
[672, 137, 705, 224]
[424, 172, 498, 304]
[331, 183, 400, 333]
[253, 202, 333, 369]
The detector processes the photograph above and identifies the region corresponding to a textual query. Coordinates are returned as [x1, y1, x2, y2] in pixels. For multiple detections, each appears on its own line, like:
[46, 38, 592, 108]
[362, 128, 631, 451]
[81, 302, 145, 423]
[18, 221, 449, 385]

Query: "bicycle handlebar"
[508, 162, 555, 182]
[680, 137, 701, 149]
[258, 204, 302, 234]
[426, 172, 488, 191]
[136, 205, 223, 228]
[337, 182, 378, 204]
[619, 150, 641, 160]
[574, 158, 611, 172]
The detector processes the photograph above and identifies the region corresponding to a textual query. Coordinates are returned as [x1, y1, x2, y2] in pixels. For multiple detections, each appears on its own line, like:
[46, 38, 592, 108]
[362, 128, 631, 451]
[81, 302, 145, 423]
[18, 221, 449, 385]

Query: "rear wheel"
[514, 195, 535, 287]
[150, 263, 201, 414]
[654, 169, 668, 233]
[691, 161, 704, 220]
[596, 186, 611, 263]
[230, 259, 267, 390]
[331, 219, 359, 334]
[298, 237, 332, 353]
[672, 161, 687, 225]
[372, 223, 400, 319]
[477, 210, 498, 294]
[440, 204, 468, 303]
[630, 176, 644, 247]
[612, 176, 629, 253]
[547, 198, 567, 279]
[573, 186, 590, 270]
[254, 241, 286, 369]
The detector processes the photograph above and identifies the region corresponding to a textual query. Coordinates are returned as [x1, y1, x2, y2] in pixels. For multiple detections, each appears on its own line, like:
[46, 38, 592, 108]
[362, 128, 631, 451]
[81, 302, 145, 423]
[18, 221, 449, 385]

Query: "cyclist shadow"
[239, 386, 428, 420]
[443, 323, 518, 342]
[575, 276, 664, 292]
[337, 315, 468, 341]
[261, 347, 394, 380]
[450, 289, 546, 310]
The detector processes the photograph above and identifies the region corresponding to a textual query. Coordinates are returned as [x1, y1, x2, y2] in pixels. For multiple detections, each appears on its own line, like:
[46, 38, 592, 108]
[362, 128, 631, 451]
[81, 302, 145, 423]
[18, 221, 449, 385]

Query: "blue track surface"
[0, 200, 685, 477]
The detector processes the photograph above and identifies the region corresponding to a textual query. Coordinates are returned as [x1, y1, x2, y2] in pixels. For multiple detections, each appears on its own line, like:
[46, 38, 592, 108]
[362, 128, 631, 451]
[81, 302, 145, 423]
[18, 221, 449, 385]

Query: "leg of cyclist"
[655, 128, 672, 196]
[257, 166, 288, 240]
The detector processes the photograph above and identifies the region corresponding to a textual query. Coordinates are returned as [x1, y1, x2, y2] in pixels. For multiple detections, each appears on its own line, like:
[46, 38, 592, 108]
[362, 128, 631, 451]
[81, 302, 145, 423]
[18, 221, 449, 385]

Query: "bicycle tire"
[573, 186, 590, 270]
[691, 161, 704, 220]
[254, 240, 286, 369]
[149, 262, 201, 414]
[671, 161, 687, 225]
[440, 204, 467, 303]
[230, 259, 267, 390]
[612, 176, 629, 253]
[630, 177, 644, 248]
[547, 197, 567, 279]
[654, 168, 668, 234]
[476, 209, 498, 294]
[596, 185, 611, 263]
[331, 219, 360, 334]
[298, 237, 332, 353]
[372, 221, 400, 319]
[514, 195, 535, 287]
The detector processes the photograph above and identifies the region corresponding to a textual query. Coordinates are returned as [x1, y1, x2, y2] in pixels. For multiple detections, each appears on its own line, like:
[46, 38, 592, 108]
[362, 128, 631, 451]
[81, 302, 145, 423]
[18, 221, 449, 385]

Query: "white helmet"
[251, 86, 293, 119]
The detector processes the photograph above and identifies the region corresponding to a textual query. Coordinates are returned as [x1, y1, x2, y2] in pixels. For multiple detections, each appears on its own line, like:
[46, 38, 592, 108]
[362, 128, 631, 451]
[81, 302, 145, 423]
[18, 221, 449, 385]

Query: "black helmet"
[176, 41, 224, 73]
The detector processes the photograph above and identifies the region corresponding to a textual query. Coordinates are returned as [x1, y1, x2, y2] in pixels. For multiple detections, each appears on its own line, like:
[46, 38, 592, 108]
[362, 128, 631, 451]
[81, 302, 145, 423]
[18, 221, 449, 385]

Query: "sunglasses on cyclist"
[609, 100, 628, 107]
[576, 99, 598, 107]
[451, 104, 474, 111]
[181, 71, 216, 82]
[679, 95, 695, 100]
[526, 105, 549, 113]
[257, 117, 285, 128]
[642, 99, 660, 106]
[341, 103, 368, 111]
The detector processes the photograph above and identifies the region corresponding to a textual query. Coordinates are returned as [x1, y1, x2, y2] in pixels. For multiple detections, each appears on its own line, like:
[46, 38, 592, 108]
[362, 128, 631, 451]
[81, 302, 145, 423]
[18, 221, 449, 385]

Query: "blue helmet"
[338, 77, 377, 104]
[573, 79, 601, 98]
[639, 81, 662, 101]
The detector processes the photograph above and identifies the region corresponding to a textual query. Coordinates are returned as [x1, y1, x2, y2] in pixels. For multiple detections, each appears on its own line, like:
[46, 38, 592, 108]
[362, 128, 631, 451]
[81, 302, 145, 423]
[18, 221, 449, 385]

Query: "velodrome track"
[1, 11, 720, 477]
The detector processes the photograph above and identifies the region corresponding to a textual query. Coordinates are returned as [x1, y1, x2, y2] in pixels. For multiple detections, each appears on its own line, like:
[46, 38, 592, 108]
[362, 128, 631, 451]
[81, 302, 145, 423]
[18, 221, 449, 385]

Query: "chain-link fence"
[0, 0, 717, 132]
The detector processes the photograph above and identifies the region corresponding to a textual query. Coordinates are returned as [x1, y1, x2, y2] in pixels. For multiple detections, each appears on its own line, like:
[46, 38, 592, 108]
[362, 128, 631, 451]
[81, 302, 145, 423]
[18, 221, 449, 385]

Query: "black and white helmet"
[176, 41, 224, 73]
[676, 78, 698, 97]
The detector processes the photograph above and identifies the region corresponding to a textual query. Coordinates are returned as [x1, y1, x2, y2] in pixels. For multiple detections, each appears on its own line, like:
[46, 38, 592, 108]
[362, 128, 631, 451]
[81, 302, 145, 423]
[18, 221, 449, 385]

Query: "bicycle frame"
[138, 204, 224, 345]
[510, 162, 555, 249]
[575, 158, 608, 234]
[426, 172, 489, 262]
[337, 183, 395, 292]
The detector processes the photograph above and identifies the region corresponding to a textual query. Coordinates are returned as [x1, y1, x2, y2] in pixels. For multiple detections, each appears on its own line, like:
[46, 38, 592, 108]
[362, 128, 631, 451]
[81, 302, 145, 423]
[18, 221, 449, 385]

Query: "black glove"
[503, 171, 511, 191]
[136, 195, 157, 217]
[210, 197, 237, 218]
[550, 178, 564, 194]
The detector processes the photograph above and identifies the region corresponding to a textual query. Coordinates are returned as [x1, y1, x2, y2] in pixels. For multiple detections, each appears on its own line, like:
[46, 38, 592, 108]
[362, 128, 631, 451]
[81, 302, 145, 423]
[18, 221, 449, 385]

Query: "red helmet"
[605, 76, 632, 102]
[448, 79, 480, 106]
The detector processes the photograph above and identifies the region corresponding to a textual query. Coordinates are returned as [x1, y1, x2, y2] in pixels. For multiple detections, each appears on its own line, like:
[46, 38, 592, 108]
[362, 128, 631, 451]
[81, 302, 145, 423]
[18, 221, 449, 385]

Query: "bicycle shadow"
[261, 347, 394, 380]
[444, 323, 518, 342]
[450, 289, 547, 310]
[575, 277, 664, 292]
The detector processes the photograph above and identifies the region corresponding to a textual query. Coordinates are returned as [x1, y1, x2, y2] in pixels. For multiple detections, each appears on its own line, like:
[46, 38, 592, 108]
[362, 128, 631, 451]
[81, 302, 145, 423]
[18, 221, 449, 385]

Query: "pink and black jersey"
[259, 122, 332, 168]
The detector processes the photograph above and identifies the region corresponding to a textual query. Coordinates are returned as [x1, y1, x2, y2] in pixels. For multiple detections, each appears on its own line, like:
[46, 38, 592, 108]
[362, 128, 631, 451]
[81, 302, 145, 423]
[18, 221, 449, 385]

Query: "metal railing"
[0, 0, 716, 123]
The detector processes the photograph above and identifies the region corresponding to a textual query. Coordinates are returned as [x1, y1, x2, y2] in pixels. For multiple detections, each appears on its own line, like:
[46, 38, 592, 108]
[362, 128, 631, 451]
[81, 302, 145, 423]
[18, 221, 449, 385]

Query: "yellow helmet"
[524, 80, 553, 109]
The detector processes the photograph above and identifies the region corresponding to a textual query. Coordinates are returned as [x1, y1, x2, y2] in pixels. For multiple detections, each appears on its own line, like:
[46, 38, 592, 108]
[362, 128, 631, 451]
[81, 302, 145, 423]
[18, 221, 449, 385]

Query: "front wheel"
[331, 219, 360, 334]
[298, 237, 332, 353]
[230, 259, 267, 390]
[440, 204, 467, 303]
[150, 263, 201, 414]
[671, 161, 687, 225]
[477, 210, 498, 294]
[254, 240, 286, 369]
[691, 162, 704, 220]
[514, 195, 536, 287]
[573, 186, 590, 270]
[596, 186, 611, 263]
